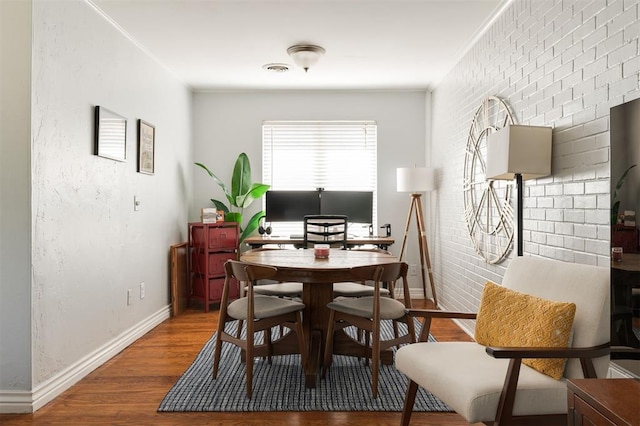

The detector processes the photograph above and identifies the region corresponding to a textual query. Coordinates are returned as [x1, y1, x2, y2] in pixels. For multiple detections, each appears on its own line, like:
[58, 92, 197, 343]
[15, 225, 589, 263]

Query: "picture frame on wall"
[137, 119, 155, 175]
[94, 106, 127, 162]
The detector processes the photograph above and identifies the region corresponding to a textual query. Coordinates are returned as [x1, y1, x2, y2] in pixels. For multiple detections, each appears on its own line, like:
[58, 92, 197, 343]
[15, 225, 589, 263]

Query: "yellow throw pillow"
[474, 281, 576, 380]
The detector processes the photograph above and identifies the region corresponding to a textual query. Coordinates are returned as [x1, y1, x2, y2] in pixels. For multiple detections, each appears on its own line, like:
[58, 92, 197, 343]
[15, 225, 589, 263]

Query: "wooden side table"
[567, 378, 640, 425]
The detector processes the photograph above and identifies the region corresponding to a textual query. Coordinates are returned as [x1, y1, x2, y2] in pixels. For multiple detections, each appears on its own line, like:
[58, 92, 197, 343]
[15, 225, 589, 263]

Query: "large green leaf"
[241, 211, 265, 243]
[195, 162, 229, 197]
[237, 183, 271, 208]
[211, 200, 229, 213]
[231, 153, 252, 202]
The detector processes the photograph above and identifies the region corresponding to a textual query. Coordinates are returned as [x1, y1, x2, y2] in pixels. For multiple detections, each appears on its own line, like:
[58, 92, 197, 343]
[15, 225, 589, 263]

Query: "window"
[262, 121, 377, 236]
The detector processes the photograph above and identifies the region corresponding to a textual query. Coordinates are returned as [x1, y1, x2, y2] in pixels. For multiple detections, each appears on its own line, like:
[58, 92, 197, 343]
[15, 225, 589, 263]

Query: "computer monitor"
[320, 191, 373, 224]
[265, 191, 321, 222]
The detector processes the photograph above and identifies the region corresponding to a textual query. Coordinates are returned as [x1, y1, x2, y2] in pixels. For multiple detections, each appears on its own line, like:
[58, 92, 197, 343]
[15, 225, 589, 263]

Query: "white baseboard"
[394, 288, 427, 300]
[0, 306, 170, 414]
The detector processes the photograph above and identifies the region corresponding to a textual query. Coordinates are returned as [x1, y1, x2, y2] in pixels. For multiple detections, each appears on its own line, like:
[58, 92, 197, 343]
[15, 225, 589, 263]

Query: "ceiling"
[91, 0, 509, 91]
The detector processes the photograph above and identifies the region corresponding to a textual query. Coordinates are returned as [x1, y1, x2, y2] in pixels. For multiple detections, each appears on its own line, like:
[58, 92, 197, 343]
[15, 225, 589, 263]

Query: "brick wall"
[430, 0, 639, 317]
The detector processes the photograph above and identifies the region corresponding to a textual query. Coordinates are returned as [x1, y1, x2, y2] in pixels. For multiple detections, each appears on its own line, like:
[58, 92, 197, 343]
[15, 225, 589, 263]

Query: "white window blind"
[262, 121, 377, 236]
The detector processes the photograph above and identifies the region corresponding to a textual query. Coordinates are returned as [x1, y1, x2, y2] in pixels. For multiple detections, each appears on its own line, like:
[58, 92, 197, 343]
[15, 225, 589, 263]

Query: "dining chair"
[213, 260, 308, 398]
[249, 248, 305, 298]
[333, 247, 394, 298]
[322, 262, 415, 398]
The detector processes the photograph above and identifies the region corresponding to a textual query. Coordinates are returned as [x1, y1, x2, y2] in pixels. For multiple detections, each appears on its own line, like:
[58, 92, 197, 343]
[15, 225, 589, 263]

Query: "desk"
[611, 253, 640, 348]
[244, 235, 395, 250]
[240, 248, 399, 387]
[567, 379, 640, 425]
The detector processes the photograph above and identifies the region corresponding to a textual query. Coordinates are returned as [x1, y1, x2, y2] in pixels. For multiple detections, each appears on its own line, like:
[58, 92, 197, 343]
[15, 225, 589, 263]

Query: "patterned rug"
[158, 321, 449, 412]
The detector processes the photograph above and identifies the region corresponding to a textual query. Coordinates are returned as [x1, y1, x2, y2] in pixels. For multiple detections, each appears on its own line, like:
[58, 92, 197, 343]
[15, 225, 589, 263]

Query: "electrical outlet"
[410, 264, 418, 276]
[134, 195, 140, 211]
[140, 282, 145, 300]
[127, 289, 133, 306]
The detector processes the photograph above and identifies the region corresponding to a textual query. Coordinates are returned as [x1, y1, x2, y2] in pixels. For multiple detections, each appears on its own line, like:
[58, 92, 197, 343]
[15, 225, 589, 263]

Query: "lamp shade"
[396, 167, 435, 192]
[486, 124, 552, 181]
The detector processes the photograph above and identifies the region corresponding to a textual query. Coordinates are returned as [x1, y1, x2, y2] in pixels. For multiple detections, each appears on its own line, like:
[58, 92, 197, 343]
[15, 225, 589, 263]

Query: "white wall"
[0, 0, 33, 392]
[430, 0, 639, 330]
[0, 0, 192, 405]
[192, 91, 429, 291]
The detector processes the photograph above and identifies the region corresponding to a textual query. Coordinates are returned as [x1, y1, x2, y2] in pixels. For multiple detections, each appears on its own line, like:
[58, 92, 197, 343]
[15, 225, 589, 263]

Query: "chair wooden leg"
[401, 380, 419, 426]
[364, 331, 370, 366]
[265, 329, 273, 364]
[294, 312, 308, 369]
[236, 319, 244, 339]
[213, 309, 229, 378]
[246, 330, 254, 399]
[322, 310, 337, 378]
[406, 315, 416, 343]
[371, 321, 380, 398]
[212, 324, 224, 378]
[393, 320, 400, 348]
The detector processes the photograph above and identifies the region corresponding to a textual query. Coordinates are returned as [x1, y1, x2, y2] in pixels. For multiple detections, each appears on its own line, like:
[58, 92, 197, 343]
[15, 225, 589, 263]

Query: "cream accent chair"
[396, 257, 610, 426]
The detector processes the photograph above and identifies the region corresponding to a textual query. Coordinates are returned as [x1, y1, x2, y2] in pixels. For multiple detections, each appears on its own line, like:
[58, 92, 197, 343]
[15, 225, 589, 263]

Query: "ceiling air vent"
[262, 63, 290, 73]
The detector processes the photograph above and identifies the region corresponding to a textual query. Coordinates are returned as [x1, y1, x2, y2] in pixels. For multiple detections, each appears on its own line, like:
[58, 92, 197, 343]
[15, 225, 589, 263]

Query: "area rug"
[158, 321, 450, 412]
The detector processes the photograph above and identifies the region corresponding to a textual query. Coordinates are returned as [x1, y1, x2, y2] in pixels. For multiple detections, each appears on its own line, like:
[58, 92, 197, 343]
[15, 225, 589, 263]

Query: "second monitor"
[265, 190, 373, 224]
[320, 191, 372, 224]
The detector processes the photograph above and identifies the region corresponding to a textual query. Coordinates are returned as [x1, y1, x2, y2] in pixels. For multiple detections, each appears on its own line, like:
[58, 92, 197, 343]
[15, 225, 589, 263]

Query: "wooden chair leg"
[265, 329, 273, 364]
[364, 331, 370, 365]
[212, 323, 224, 378]
[294, 312, 308, 368]
[246, 330, 254, 398]
[322, 310, 337, 378]
[236, 319, 244, 339]
[371, 321, 381, 398]
[401, 380, 419, 426]
[406, 315, 416, 343]
[393, 320, 400, 348]
[213, 307, 230, 378]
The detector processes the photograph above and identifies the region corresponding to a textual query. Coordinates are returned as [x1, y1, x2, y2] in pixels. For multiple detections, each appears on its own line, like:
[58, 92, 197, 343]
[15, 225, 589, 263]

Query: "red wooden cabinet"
[188, 222, 239, 312]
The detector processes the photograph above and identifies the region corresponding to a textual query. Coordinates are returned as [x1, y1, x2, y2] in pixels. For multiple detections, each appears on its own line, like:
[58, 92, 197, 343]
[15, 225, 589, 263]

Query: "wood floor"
[0, 300, 477, 426]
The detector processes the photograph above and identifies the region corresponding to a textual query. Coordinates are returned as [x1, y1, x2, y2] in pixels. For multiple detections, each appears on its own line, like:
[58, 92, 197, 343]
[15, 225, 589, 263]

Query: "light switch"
[134, 196, 140, 211]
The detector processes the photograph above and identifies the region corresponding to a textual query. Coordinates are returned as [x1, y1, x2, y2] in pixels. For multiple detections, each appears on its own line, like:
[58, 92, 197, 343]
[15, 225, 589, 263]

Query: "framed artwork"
[94, 106, 127, 162]
[137, 119, 155, 175]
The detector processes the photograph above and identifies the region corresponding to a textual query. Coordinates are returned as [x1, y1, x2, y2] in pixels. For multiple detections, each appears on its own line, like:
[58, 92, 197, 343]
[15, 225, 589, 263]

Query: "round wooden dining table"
[240, 247, 399, 388]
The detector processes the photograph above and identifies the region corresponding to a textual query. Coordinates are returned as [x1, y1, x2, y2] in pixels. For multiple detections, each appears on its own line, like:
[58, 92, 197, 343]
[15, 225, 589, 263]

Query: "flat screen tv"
[265, 191, 320, 222]
[320, 191, 373, 224]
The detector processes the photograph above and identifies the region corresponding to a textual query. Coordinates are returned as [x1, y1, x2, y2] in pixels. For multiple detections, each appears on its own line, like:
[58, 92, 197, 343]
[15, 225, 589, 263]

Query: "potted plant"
[195, 152, 270, 243]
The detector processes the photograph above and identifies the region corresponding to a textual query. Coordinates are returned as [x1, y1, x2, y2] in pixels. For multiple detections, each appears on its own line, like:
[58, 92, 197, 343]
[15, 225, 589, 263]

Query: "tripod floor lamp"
[397, 167, 438, 306]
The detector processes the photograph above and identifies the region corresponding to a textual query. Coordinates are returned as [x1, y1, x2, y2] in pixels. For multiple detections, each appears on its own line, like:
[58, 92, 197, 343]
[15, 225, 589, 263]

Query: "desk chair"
[323, 262, 415, 398]
[213, 260, 308, 398]
[303, 215, 348, 248]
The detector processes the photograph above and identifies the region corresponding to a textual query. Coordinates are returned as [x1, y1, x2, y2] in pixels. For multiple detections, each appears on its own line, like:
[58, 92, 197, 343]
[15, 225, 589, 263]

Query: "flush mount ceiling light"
[287, 44, 326, 72]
